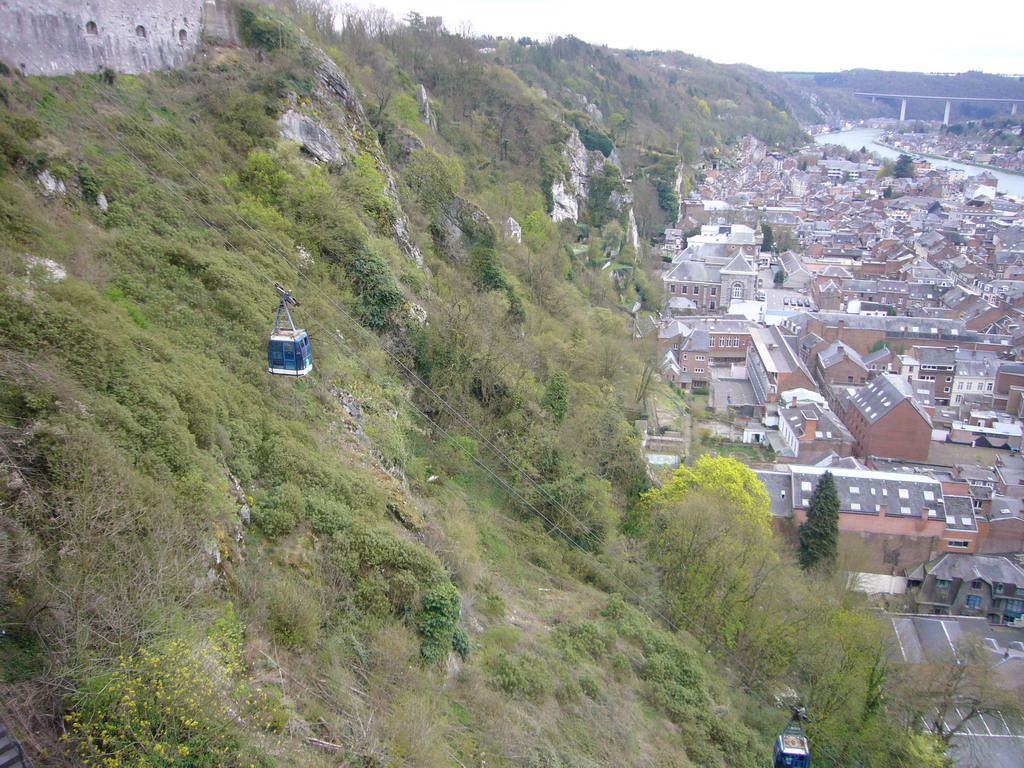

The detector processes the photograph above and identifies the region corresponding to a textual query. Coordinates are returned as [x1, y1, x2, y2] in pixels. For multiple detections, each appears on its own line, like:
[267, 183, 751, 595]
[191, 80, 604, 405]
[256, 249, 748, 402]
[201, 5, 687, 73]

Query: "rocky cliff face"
[551, 129, 590, 223]
[433, 196, 493, 262]
[550, 128, 641, 248]
[284, 52, 426, 269]
[417, 84, 437, 132]
[277, 109, 345, 164]
[551, 128, 608, 224]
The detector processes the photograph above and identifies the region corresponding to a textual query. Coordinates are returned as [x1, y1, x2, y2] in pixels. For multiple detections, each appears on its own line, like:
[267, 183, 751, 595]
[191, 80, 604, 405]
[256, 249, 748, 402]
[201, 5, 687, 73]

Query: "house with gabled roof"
[775, 401, 854, 463]
[842, 373, 933, 462]
[745, 325, 816, 405]
[814, 340, 868, 388]
[908, 553, 1024, 624]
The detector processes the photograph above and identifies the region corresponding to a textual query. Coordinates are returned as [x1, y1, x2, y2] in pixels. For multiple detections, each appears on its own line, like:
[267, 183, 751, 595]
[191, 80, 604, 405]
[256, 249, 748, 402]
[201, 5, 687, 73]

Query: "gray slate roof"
[848, 373, 931, 426]
[912, 552, 1024, 588]
[817, 341, 867, 371]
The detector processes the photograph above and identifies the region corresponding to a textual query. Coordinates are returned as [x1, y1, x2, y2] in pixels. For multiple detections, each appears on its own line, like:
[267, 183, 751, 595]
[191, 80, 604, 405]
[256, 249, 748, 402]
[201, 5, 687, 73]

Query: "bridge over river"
[855, 92, 1022, 124]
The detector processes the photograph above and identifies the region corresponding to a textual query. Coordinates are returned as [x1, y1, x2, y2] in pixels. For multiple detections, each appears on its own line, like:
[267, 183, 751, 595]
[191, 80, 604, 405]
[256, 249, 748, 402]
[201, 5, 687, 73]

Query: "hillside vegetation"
[0, 4, 946, 767]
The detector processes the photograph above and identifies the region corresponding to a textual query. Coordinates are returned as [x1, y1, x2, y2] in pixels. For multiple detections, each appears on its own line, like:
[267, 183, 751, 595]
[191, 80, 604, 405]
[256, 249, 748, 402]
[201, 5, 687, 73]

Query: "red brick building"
[842, 373, 933, 462]
[813, 340, 868, 388]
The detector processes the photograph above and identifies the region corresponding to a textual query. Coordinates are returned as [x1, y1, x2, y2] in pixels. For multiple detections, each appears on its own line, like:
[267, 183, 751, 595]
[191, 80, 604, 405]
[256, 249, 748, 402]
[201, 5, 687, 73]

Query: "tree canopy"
[647, 454, 772, 527]
[894, 153, 916, 178]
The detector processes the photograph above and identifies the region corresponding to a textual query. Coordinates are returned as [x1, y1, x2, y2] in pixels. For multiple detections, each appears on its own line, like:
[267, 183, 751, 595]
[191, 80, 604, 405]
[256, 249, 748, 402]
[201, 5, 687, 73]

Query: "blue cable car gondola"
[268, 283, 312, 376]
[773, 707, 811, 768]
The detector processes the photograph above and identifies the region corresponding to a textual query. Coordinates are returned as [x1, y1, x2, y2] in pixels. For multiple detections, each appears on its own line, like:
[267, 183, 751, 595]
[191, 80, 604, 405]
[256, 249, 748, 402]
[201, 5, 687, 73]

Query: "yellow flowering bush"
[64, 640, 276, 767]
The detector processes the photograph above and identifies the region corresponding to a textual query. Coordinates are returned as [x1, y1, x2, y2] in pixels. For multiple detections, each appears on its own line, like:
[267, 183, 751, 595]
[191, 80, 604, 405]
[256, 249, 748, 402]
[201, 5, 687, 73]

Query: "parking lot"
[756, 268, 815, 313]
[948, 711, 1024, 768]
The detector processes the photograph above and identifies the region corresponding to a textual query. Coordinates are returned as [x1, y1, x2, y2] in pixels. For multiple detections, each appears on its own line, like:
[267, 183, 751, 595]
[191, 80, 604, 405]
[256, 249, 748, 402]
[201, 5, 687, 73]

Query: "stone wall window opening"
[136, 25, 147, 38]
[86, 20, 98, 35]
[179, 29, 188, 43]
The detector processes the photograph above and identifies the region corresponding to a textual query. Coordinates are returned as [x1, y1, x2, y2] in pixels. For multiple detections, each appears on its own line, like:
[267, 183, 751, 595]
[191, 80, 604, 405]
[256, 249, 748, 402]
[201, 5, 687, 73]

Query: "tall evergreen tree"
[540, 370, 570, 425]
[798, 471, 840, 572]
[894, 153, 916, 179]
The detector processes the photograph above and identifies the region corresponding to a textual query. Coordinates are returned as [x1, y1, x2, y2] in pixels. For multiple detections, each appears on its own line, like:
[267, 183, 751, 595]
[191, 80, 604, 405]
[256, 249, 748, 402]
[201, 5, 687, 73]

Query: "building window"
[179, 29, 188, 43]
[711, 287, 717, 296]
[732, 282, 744, 299]
[995, 583, 1004, 594]
[971, 580, 982, 589]
[1006, 599, 1024, 619]
[947, 540, 969, 549]
[709, 301, 715, 310]
[957, 382, 963, 390]
[86, 20, 98, 34]
[670, 284, 676, 294]
[965, 594, 982, 609]
[695, 368, 704, 374]
[936, 579, 951, 589]
[987, 382, 993, 391]
[136, 25, 147, 38]
[944, 387, 950, 394]
[695, 355, 705, 361]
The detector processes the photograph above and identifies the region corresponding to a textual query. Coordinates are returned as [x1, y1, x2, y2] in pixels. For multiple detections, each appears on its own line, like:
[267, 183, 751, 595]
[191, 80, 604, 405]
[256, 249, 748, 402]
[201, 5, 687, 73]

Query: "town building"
[842, 373, 933, 462]
[907, 553, 1024, 624]
[746, 326, 815, 405]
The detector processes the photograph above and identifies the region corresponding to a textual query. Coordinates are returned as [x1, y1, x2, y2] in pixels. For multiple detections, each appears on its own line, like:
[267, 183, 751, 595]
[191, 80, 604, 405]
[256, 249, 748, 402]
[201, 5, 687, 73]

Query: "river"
[814, 128, 1024, 197]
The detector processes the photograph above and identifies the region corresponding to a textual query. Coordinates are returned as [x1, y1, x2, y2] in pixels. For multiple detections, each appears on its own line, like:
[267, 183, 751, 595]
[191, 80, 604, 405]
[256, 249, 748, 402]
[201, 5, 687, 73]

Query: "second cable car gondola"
[772, 706, 811, 768]
[267, 283, 312, 376]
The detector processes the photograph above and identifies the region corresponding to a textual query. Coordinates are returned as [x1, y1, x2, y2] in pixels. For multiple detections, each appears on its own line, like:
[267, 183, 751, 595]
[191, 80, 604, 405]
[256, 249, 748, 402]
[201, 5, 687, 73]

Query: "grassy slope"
[0, 12, 779, 768]
[0, 7, 949, 768]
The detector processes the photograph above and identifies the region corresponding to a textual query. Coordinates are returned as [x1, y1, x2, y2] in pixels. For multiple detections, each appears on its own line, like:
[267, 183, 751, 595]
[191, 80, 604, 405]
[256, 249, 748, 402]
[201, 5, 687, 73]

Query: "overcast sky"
[358, 0, 1024, 75]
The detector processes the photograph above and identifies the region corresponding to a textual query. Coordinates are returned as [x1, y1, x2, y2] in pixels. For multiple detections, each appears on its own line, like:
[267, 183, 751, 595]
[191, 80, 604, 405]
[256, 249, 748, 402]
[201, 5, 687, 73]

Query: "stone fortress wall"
[0, 0, 236, 76]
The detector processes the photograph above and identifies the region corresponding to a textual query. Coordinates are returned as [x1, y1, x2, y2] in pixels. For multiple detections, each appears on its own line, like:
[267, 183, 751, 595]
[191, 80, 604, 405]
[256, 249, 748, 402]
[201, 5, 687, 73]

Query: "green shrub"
[264, 576, 321, 649]
[305, 490, 353, 536]
[238, 6, 294, 51]
[251, 482, 304, 537]
[553, 620, 614, 662]
[578, 675, 601, 699]
[76, 163, 102, 204]
[103, 285, 148, 329]
[481, 592, 506, 619]
[0, 111, 42, 168]
[488, 652, 548, 699]
[344, 241, 405, 331]
[329, 520, 442, 614]
[65, 641, 273, 767]
[405, 148, 464, 219]
[577, 126, 614, 157]
[418, 581, 467, 664]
